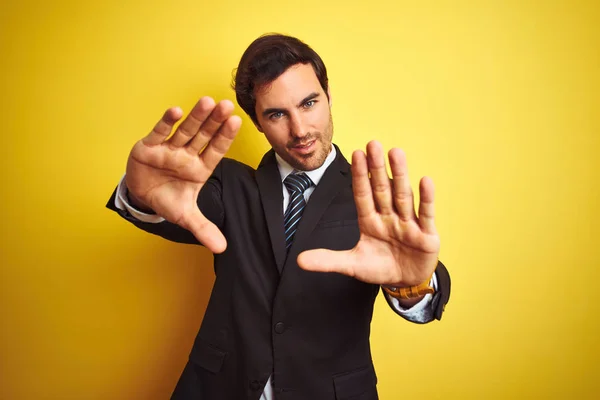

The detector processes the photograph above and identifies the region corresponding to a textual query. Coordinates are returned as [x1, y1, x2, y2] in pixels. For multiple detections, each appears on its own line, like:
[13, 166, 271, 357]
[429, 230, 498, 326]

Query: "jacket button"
[274, 322, 286, 334]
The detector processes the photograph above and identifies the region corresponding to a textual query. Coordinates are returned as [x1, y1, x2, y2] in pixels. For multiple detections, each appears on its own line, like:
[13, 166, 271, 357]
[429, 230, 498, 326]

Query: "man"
[107, 34, 450, 400]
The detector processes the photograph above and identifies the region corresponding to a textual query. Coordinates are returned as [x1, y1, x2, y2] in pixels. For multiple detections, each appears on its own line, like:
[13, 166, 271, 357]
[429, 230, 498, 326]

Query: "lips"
[291, 140, 316, 155]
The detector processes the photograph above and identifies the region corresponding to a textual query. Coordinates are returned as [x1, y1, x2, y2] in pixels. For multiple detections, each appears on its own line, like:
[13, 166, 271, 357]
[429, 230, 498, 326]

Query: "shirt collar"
[275, 144, 337, 186]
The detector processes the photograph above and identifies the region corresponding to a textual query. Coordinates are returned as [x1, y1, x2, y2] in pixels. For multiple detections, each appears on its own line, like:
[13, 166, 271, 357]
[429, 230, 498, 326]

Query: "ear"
[327, 86, 333, 108]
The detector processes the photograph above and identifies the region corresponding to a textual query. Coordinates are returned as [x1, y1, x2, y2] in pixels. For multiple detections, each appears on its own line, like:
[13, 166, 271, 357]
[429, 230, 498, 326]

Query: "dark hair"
[232, 33, 329, 125]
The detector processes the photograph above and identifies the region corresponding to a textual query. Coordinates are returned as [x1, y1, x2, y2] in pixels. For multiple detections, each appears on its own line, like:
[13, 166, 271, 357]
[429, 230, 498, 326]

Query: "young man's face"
[254, 63, 333, 171]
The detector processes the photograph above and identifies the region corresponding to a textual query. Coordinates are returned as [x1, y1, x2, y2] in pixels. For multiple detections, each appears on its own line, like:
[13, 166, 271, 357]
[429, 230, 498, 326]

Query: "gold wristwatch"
[382, 274, 435, 299]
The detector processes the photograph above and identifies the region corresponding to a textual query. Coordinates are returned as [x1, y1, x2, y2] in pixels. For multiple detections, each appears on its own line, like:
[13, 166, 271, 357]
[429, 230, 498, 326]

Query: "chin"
[290, 154, 326, 171]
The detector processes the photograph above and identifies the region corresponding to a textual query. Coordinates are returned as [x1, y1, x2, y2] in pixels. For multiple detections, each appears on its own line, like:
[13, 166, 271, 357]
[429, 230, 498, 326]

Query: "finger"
[352, 150, 376, 218]
[185, 207, 228, 253]
[389, 148, 416, 221]
[418, 176, 437, 234]
[143, 107, 183, 146]
[366, 140, 394, 215]
[168, 97, 216, 148]
[199, 115, 242, 171]
[297, 248, 357, 276]
[186, 100, 235, 154]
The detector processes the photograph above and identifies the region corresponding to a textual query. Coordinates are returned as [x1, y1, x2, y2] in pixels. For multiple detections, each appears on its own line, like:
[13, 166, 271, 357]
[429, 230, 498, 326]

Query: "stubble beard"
[283, 113, 334, 172]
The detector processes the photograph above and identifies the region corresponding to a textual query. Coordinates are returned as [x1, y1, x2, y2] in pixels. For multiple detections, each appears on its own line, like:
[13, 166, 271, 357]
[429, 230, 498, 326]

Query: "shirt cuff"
[385, 272, 438, 323]
[115, 174, 165, 223]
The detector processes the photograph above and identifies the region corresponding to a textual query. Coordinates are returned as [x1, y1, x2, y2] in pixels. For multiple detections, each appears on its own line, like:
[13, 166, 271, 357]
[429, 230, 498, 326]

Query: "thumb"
[185, 208, 228, 253]
[297, 248, 357, 277]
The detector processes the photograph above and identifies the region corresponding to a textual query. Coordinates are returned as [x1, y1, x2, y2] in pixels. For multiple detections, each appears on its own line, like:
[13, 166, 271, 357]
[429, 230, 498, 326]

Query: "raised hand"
[297, 141, 440, 287]
[125, 97, 242, 253]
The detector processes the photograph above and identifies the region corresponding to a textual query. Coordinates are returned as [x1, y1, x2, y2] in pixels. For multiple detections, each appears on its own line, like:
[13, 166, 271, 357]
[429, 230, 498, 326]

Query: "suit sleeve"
[105, 162, 226, 246]
[431, 260, 451, 320]
[383, 260, 451, 323]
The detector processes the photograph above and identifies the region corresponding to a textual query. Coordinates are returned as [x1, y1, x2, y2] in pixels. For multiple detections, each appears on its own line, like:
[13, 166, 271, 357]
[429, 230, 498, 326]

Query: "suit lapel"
[256, 150, 287, 274]
[285, 146, 351, 269]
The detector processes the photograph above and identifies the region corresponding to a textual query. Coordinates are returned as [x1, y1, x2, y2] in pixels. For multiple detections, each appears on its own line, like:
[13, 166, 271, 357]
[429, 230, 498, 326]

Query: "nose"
[289, 112, 308, 138]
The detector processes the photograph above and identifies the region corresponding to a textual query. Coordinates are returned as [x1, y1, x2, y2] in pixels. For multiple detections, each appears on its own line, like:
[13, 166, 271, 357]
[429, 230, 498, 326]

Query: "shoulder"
[219, 158, 256, 176]
[211, 158, 259, 189]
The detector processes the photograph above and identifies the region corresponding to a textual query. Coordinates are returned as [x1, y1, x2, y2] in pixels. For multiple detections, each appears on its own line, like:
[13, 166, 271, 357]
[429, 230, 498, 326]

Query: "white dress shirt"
[114, 146, 437, 399]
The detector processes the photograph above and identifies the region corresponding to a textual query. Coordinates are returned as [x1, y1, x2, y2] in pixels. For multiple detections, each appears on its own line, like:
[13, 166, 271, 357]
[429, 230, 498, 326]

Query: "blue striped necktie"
[283, 173, 313, 251]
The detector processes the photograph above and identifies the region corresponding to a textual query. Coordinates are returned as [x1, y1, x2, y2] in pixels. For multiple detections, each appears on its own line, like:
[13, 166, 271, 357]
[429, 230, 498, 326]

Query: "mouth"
[290, 139, 316, 155]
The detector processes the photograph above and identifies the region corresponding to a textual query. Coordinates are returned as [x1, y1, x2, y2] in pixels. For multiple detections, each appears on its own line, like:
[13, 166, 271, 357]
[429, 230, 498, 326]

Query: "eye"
[303, 100, 316, 108]
[269, 111, 284, 121]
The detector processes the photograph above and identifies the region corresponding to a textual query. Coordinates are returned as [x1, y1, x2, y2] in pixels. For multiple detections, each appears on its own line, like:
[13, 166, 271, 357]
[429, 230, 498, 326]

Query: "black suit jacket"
[106, 145, 450, 400]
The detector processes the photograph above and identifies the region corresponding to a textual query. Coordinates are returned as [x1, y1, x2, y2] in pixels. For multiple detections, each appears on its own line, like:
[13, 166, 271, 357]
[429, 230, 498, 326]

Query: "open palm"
[297, 141, 440, 287]
[125, 97, 241, 253]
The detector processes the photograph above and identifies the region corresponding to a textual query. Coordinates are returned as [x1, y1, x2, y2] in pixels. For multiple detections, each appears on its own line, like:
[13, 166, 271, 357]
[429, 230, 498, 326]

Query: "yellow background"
[1, 0, 599, 398]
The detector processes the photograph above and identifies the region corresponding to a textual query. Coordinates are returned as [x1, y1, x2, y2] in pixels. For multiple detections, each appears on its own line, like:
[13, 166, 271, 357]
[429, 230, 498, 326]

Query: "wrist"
[382, 273, 435, 300]
[125, 187, 155, 214]
[395, 295, 426, 309]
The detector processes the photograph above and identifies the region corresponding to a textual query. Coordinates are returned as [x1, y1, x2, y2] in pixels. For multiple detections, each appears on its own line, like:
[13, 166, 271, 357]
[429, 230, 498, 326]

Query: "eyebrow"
[261, 92, 320, 118]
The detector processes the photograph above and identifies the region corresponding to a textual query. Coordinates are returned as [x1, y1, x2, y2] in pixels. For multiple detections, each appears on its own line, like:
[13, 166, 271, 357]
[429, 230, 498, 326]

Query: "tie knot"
[284, 173, 312, 194]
